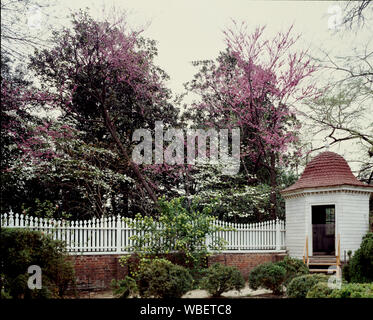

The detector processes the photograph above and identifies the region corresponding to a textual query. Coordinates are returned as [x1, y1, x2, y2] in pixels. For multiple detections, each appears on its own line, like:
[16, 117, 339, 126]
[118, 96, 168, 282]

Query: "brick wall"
[68, 252, 287, 291]
[68, 254, 127, 291]
[208, 252, 286, 279]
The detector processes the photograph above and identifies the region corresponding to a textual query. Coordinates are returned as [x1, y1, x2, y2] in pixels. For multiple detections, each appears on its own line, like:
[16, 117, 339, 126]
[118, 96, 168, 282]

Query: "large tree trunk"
[102, 107, 159, 205]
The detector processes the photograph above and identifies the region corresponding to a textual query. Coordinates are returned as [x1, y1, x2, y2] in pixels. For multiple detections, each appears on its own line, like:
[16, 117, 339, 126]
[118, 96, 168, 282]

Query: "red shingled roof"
[282, 151, 372, 193]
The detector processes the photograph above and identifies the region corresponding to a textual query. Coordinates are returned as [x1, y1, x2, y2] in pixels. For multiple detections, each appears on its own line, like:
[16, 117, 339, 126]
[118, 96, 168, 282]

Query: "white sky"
[26, 0, 373, 172]
[45, 0, 369, 94]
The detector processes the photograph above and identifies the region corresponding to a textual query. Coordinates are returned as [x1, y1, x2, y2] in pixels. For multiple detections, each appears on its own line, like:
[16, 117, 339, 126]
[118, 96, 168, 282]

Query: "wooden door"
[312, 205, 335, 255]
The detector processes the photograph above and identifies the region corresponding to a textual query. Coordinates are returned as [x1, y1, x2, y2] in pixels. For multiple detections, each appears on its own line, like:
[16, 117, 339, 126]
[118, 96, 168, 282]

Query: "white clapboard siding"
[0, 211, 286, 255]
[337, 192, 370, 257]
[285, 197, 306, 259]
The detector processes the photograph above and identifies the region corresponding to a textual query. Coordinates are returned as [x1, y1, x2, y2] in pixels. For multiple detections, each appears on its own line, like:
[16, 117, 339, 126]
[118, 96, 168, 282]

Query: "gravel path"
[182, 286, 271, 298]
[74, 285, 272, 299]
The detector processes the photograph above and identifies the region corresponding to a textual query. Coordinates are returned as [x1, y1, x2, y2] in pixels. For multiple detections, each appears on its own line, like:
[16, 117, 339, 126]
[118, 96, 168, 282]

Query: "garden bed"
[67, 285, 272, 299]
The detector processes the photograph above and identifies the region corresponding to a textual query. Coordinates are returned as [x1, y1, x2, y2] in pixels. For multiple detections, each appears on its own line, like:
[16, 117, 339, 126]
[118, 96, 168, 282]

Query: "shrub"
[286, 274, 328, 298]
[342, 263, 351, 283]
[0, 228, 75, 298]
[125, 197, 231, 271]
[306, 282, 334, 298]
[275, 257, 309, 286]
[120, 251, 208, 285]
[111, 276, 138, 298]
[1, 289, 12, 299]
[137, 258, 193, 298]
[343, 233, 373, 283]
[328, 283, 373, 298]
[342, 250, 353, 283]
[248, 262, 286, 295]
[199, 263, 245, 297]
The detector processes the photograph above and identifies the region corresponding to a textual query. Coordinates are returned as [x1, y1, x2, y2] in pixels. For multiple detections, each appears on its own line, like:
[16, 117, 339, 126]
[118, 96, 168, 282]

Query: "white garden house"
[281, 151, 373, 266]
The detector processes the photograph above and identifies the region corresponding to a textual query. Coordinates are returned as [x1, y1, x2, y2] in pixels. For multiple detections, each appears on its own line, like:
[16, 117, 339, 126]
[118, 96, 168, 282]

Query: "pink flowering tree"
[1, 57, 56, 168]
[186, 23, 318, 218]
[29, 11, 178, 207]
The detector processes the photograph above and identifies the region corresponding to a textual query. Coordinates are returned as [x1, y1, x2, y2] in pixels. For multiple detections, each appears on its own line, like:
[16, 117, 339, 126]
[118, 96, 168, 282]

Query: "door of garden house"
[312, 205, 335, 255]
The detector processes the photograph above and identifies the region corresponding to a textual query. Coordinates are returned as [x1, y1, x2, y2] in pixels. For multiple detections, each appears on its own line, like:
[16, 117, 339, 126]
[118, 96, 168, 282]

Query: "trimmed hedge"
[275, 257, 309, 286]
[137, 259, 193, 298]
[286, 274, 329, 298]
[0, 228, 75, 298]
[306, 282, 334, 298]
[248, 262, 286, 295]
[328, 283, 373, 298]
[200, 263, 245, 297]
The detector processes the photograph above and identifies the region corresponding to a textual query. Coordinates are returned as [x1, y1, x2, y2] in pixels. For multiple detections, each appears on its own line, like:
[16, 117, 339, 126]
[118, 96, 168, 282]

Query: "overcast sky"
[25, 0, 372, 172]
[41, 1, 362, 93]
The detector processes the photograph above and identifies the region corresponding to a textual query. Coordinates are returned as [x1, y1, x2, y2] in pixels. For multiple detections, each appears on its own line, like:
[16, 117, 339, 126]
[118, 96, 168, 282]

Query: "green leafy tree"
[121, 197, 231, 271]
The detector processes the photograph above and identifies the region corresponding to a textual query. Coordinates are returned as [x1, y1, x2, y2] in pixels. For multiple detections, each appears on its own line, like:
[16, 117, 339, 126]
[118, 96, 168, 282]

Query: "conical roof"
[282, 151, 372, 194]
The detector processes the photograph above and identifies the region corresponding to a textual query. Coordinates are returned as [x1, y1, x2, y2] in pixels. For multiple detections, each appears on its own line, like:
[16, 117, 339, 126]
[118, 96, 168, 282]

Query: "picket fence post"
[116, 215, 121, 254]
[276, 218, 281, 251]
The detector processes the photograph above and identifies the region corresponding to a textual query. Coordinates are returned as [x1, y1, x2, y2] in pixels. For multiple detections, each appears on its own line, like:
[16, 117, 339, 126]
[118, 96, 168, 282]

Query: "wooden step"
[309, 262, 336, 265]
[309, 262, 337, 266]
[309, 269, 336, 273]
[309, 255, 336, 258]
[308, 256, 337, 264]
[309, 257, 336, 259]
[309, 256, 336, 260]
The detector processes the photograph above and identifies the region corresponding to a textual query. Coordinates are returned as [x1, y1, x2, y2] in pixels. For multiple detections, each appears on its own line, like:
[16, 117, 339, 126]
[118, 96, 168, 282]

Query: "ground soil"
[67, 285, 275, 299]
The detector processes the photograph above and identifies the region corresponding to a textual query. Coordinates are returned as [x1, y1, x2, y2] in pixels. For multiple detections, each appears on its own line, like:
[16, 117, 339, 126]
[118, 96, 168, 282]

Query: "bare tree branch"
[342, 0, 372, 29]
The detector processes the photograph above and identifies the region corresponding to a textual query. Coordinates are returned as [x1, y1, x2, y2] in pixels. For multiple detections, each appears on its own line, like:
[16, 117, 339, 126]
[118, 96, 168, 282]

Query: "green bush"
[199, 263, 245, 297]
[343, 233, 373, 283]
[125, 197, 230, 271]
[342, 250, 353, 282]
[1, 291, 12, 299]
[286, 274, 328, 298]
[137, 258, 193, 298]
[0, 228, 75, 298]
[111, 276, 138, 298]
[342, 263, 351, 283]
[328, 283, 373, 298]
[248, 262, 286, 295]
[306, 282, 334, 298]
[275, 257, 309, 286]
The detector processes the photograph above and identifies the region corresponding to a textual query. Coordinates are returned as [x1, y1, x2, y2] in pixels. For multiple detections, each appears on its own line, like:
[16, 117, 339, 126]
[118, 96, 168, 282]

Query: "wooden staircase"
[308, 255, 338, 274]
[303, 235, 342, 277]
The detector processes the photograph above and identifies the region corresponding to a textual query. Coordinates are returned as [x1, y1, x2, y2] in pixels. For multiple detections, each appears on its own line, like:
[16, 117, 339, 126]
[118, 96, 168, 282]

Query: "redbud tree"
[29, 11, 178, 205]
[186, 23, 318, 218]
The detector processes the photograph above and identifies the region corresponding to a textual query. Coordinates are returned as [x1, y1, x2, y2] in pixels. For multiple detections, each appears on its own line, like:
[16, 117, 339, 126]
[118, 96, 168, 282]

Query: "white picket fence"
[0, 211, 286, 254]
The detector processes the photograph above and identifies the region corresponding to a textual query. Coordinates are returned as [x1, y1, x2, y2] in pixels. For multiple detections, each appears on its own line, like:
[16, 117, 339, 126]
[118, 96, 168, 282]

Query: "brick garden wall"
[68, 255, 127, 291]
[68, 252, 287, 291]
[208, 252, 286, 280]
